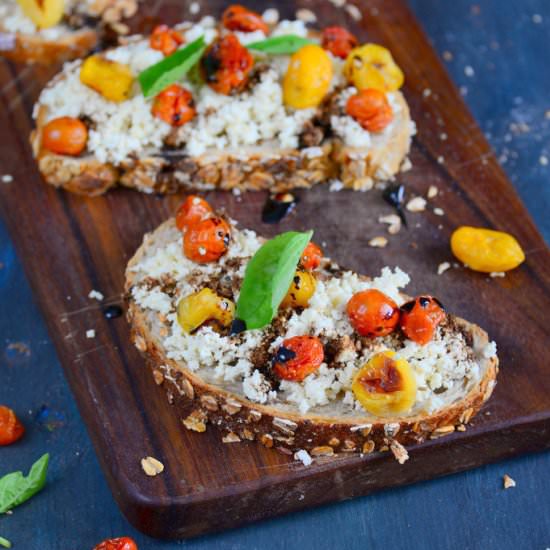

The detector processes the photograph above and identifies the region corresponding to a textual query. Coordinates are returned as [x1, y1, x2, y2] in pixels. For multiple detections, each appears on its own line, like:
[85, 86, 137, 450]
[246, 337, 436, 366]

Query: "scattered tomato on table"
[92, 537, 137, 550]
[0, 405, 25, 446]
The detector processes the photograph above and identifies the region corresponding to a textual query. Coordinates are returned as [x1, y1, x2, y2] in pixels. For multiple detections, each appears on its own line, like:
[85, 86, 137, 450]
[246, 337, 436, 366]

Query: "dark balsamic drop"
[229, 318, 247, 335]
[261, 192, 298, 224]
[103, 305, 123, 319]
[382, 183, 408, 227]
[273, 346, 297, 364]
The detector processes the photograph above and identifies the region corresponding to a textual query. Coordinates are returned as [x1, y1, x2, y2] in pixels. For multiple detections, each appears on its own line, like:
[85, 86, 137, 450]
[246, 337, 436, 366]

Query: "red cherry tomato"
[150, 24, 184, 56]
[200, 34, 254, 95]
[222, 5, 269, 34]
[321, 26, 358, 59]
[400, 296, 446, 345]
[0, 406, 25, 446]
[175, 195, 213, 231]
[152, 84, 196, 127]
[183, 217, 231, 263]
[92, 537, 137, 550]
[346, 88, 393, 132]
[300, 242, 323, 270]
[273, 336, 324, 381]
[346, 289, 400, 337]
[42, 117, 88, 156]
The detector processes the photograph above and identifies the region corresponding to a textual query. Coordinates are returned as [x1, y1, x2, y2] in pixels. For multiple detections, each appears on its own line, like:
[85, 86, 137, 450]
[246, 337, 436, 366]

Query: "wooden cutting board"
[1, 0, 550, 540]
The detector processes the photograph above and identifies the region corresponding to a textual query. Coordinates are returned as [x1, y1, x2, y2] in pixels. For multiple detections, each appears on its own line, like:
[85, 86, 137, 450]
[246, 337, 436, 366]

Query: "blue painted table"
[1, 1, 550, 548]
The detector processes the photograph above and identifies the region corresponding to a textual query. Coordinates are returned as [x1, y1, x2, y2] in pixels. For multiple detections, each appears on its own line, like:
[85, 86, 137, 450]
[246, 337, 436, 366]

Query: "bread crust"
[124, 220, 499, 459]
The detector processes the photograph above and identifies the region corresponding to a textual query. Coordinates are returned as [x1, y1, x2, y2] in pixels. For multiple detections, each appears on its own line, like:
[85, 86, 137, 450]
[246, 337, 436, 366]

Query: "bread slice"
[30, 17, 415, 196]
[125, 217, 499, 462]
[0, 0, 138, 64]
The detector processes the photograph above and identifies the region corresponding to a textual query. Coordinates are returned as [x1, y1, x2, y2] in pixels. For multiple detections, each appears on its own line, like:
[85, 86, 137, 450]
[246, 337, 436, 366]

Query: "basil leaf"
[138, 36, 206, 98]
[247, 35, 316, 55]
[0, 536, 11, 549]
[236, 231, 313, 330]
[0, 453, 49, 514]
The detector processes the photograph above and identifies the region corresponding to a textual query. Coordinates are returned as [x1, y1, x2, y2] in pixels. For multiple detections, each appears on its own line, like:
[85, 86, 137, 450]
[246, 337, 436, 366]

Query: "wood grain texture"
[1, 0, 550, 540]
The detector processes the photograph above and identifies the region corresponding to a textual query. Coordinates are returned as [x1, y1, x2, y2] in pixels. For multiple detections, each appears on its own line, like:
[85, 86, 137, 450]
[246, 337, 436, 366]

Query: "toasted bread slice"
[125, 217, 499, 461]
[30, 18, 415, 196]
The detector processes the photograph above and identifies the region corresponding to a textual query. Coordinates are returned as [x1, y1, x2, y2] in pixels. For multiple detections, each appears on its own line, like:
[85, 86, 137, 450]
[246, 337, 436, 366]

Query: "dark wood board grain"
[1, 0, 550, 540]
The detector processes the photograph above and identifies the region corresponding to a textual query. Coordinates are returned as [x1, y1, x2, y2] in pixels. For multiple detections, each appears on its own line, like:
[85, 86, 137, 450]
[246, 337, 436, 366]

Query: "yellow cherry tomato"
[17, 0, 64, 29]
[281, 270, 316, 309]
[80, 55, 134, 102]
[283, 44, 333, 109]
[450, 226, 525, 273]
[352, 351, 417, 416]
[343, 43, 404, 92]
[177, 288, 235, 333]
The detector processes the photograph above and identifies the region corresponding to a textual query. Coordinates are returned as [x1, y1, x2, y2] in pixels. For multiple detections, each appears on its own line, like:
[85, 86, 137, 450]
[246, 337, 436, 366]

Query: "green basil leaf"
[138, 36, 206, 98]
[236, 231, 313, 330]
[0, 453, 49, 514]
[247, 35, 316, 55]
[0, 536, 11, 549]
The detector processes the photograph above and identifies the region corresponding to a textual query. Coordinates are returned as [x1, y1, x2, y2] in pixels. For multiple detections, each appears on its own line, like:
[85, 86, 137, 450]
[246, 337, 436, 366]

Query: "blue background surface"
[1, 1, 550, 548]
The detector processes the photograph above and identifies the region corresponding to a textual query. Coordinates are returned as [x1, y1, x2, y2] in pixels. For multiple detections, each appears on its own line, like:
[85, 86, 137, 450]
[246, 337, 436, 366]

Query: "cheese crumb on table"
[406, 196, 427, 212]
[437, 262, 451, 275]
[86, 329, 96, 339]
[503, 474, 516, 489]
[294, 449, 313, 466]
[88, 289, 104, 301]
[1, 174, 13, 183]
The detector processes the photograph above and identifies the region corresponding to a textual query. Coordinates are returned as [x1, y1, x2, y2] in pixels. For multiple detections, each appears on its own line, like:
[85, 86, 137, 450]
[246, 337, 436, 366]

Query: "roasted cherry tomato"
[450, 226, 525, 273]
[177, 288, 235, 333]
[175, 195, 213, 231]
[300, 242, 323, 270]
[0, 406, 25, 446]
[352, 351, 417, 416]
[150, 24, 184, 56]
[400, 296, 446, 345]
[200, 34, 254, 95]
[346, 88, 393, 132]
[92, 537, 138, 550]
[18, 0, 64, 29]
[152, 84, 196, 126]
[42, 117, 88, 156]
[273, 336, 324, 381]
[222, 4, 269, 34]
[346, 289, 400, 337]
[80, 55, 134, 102]
[321, 26, 358, 59]
[281, 270, 317, 309]
[183, 217, 231, 263]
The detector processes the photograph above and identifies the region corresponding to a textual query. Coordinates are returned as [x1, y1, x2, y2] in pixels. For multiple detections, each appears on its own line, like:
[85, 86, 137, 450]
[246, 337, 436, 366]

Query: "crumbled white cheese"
[294, 449, 313, 466]
[271, 19, 309, 38]
[88, 289, 104, 301]
[86, 329, 96, 339]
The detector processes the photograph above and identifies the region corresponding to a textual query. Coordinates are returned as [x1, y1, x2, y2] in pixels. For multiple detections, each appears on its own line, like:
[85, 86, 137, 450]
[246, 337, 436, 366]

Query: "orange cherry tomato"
[0, 405, 25, 446]
[300, 242, 323, 270]
[345, 88, 393, 132]
[183, 217, 231, 263]
[175, 195, 213, 231]
[92, 537, 138, 550]
[42, 117, 88, 156]
[321, 26, 358, 59]
[150, 24, 184, 56]
[346, 289, 400, 337]
[200, 34, 254, 95]
[222, 5, 269, 34]
[152, 84, 196, 127]
[400, 296, 446, 345]
[273, 336, 324, 382]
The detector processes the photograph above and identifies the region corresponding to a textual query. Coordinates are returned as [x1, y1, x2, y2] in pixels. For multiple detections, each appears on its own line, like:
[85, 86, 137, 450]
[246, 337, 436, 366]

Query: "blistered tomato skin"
[42, 117, 88, 156]
[177, 288, 235, 333]
[346, 88, 393, 132]
[200, 35, 254, 95]
[352, 351, 417, 416]
[321, 26, 358, 59]
[150, 24, 184, 56]
[273, 336, 324, 381]
[18, 0, 64, 29]
[346, 289, 400, 337]
[0, 406, 25, 446]
[152, 84, 196, 126]
[400, 296, 446, 345]
[283, 45, 333, 109]
[175, 195, 213, 231]
[183, 217, 231, 263]
[300, 242, 323, 270]
[344, 43, 404, 92]
[80, 55, 134, 102]
[451, 226, 525, 273]
[281, 270, 317, 308]
[222, 5, 269, 34]
[92, 537, 138, 550]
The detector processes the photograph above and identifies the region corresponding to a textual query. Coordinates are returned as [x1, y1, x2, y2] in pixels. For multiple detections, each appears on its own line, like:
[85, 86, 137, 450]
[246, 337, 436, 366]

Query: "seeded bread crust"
[124, 219, 499, 460]
[0, 27, 98, 65]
